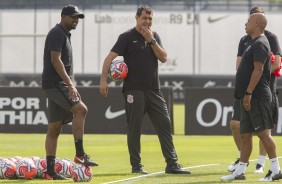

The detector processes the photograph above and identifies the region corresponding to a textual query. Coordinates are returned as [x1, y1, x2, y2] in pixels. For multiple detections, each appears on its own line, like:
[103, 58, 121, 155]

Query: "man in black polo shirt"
[227, 7, 281, 174]
[100, 6, 190, 175]
[221, 13, 282, 182]
[42, 4, 98, 180]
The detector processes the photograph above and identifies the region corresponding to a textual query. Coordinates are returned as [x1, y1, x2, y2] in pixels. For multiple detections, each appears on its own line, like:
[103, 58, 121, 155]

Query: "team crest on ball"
[108, 59, 128, 81]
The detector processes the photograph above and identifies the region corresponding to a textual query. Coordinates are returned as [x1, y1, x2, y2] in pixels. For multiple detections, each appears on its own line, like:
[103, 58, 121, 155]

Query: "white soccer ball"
[8, 156, 23, 165]
[55, 158, 73, 178]
[0, 158, 16, 179]
[16, 158, 37, 179]
[35, 158, 47, 178]
[71, 164, 93, 182]
[108, 60, 128, 81]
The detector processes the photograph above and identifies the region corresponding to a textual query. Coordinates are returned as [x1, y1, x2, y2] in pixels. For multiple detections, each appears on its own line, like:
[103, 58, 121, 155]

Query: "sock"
[257, 155, 267, 166]
[270, 157, 280, 174]
[75, 138, 85, 157]
[234, 161, 247, 175]
[46, 156, 56, 175]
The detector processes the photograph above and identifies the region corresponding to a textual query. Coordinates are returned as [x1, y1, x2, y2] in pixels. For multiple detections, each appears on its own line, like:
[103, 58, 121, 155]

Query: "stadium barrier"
[2, 74, 282, 104]
[0, 87, 173, 134]
[185, 88, 282, 135]
[0, 74, 239, 103]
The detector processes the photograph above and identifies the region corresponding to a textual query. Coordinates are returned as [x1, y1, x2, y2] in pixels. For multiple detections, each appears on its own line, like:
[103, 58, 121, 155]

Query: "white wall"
[0, 9, 281, 75]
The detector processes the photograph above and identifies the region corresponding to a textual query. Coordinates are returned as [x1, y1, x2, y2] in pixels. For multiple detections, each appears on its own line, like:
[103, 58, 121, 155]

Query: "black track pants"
[123, 90, 178, 168]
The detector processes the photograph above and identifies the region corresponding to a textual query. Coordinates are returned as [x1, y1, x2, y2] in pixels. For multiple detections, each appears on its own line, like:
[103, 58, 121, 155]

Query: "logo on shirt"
[245, 45, 251, 52]
[127, 94, 134, 104]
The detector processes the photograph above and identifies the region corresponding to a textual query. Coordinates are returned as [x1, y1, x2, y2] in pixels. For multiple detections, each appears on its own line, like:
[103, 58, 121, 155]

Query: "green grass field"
[0, 104, 282, 183]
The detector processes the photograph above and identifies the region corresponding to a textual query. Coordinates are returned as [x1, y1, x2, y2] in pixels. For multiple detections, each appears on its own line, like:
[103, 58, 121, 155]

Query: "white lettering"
[10, 111, 25, 124]
[33, 111, 48, 125]
[172, 81, 183, 90]
[80, 80, 92, 87]
[0, 97, 40, 109]
[0, 98, 11, 108]
[27, 111, 33, 125]
[11, 97, 25, 109]
[26, 98, 39, 109]
[28, 81, 40, 87]
[196, 98, 222, 127]
[222, 106, 233, 126]
[0, 111, 48, 125]
[9, 81, 25, 87]
[0, 111, 14, 124]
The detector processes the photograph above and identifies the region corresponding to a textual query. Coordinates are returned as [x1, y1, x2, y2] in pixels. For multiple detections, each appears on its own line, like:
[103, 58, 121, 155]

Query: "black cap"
[61, 5, 84, 19]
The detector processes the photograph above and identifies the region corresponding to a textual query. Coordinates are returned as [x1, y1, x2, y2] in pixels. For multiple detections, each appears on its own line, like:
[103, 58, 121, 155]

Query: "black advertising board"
[0, 87, 173, 134]
[185, 88, 282, 135]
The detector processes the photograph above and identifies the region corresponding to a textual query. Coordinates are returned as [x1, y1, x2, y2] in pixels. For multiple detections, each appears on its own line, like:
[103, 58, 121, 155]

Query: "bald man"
[221, 13, 282, 181]
[227, 6, 282, 175]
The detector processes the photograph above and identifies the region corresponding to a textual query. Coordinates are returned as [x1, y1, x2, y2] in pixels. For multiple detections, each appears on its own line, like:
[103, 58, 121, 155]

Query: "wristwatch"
[245, 91, 252, 96]
[148, 38, 157, 45]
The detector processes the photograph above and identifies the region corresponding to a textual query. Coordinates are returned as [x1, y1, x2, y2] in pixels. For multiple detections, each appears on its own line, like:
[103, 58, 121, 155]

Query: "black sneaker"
[132, 166, 148, 174]
[259, 170, 282, 181]
[254, 163, 264, 173]
[273, 171, 282, 180]
[74, 154, 98, 167]
[165, 164, 191, 174]
[44, 173, 69, 180]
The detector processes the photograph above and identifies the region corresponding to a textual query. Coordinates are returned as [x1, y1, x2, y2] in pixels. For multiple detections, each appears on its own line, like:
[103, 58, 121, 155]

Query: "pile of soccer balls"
[0, 156, 93, 182]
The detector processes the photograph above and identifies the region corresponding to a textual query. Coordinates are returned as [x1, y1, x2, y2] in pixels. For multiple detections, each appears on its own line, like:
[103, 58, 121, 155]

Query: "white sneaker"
[254, 164, 264, 174]
[221, 172, 246, 181]
[227, 158, 239, 172]
[259, 170, 282, 182]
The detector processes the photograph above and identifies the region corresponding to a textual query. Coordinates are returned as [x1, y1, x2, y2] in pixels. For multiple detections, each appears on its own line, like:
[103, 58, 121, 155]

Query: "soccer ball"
[8, 156, 22, 164]
[16, 158, 37, 179]
[71, 164, 93, 182]
[0, 158, 16, 179]
[35, 158, 47, 178]
[108, 60, 128, 81]
[55, 158, 73, 178]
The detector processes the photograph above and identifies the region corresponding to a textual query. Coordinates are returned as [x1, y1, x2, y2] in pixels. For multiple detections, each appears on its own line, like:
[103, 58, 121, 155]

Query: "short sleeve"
[253, 42, 269, 64]
[47, 30, 65, 52]
[111, 33, 128, 56]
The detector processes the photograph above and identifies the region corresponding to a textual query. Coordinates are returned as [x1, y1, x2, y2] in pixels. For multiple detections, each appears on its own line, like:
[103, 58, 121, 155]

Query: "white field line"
[102, 164, 220, 184]
[103, 157, 282, 184]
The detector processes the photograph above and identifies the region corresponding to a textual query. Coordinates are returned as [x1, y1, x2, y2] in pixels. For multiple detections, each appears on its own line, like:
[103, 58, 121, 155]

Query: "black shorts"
[43, 82, 79, 124]
[271, 91, 279, 124]
[232, 98, 241, 121]
[240, 97, 273, 133]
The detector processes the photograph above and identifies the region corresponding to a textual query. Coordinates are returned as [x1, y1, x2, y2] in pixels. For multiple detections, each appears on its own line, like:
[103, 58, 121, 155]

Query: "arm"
[140, 26, 167, 63]
[149, 40, 167, 63]
[99, 51, 119, 97]
[51, 51, 80, 101]
[236, 56, 242, 70]
[243, 61, 264, 111]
